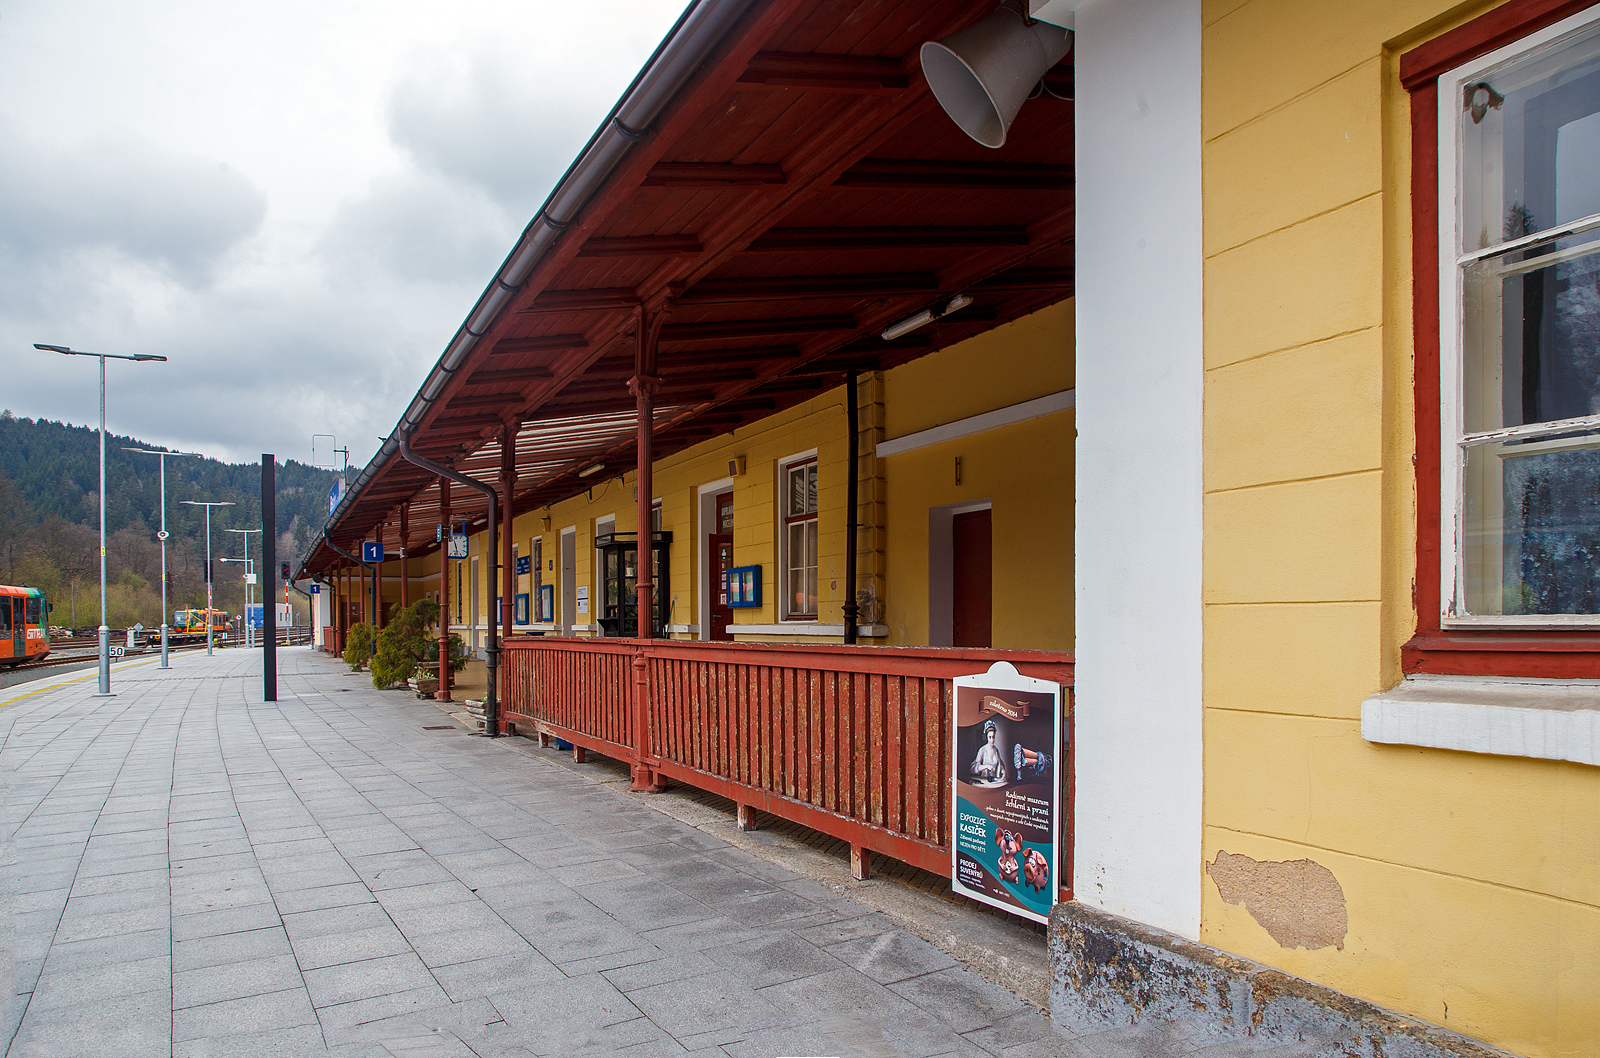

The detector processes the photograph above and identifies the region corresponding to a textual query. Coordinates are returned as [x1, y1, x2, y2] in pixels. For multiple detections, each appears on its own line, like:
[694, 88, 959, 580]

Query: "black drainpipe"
[843, 371, 860, 645]
[399, 429, 500, 738]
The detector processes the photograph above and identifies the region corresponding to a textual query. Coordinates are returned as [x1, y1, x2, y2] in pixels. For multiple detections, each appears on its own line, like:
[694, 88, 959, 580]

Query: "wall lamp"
[880, 294, 974, 341]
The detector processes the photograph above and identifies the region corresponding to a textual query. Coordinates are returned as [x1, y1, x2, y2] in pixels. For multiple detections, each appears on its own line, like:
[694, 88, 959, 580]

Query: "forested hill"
[0, 412, 338, 628]
[0, 412, 337, 550]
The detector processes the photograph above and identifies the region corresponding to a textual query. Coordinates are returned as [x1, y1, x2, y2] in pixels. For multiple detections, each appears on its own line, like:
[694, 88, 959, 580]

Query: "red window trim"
[782, 457, 818, 621]
[1402, 0, 1600, 677]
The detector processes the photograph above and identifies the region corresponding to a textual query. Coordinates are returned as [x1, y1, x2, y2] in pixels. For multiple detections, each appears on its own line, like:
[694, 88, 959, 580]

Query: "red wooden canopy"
[302, 0, 1074, 576]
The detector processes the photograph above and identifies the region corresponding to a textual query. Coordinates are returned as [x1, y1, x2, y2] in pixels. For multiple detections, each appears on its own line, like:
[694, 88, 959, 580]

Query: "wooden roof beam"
[519, 289, 641, 314]
[643, 163, 786, 187]
[657, 345, 804, 367]
[680, 272, 938, 304]
[971, 267, 1076, 290]
[660, 315, 856, 343]
[578, 235, 703, 258]
[737, 51, 908, 93]
[834, 159, 1073, 190]
[465, 365, 554, 385]
[490, 334, 588, 355]
[521, 394, 713, 421]
[446, 393, 538, 411]
[745, 225, 1029, 253]
[430, 412, 505, 429]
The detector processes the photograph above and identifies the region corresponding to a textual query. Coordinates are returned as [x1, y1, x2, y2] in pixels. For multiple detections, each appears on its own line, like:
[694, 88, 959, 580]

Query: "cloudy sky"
[0, 0, 688, 470]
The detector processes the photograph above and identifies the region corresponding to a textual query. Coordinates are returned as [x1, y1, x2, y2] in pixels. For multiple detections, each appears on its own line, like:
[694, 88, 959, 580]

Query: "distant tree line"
[0, 411, 338, 631]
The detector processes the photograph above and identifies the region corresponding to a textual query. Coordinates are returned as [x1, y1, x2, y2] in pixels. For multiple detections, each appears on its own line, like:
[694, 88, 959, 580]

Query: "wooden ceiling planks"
[307, 0, 1077, 576]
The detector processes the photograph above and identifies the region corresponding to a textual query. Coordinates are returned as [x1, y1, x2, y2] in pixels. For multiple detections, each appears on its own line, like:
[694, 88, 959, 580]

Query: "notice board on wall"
[951, 661, 1062, 924]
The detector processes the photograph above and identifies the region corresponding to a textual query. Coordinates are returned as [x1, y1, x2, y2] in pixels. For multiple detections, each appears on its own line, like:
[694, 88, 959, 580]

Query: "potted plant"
[343, 622, 374, 671]
[370, 599, 441, 690]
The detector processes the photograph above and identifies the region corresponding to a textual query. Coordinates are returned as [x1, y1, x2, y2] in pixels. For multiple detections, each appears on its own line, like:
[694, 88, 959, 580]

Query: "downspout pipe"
[843, 371, 861, 645]
[399, 429, 500, 739]
[285, 578, 313, 646]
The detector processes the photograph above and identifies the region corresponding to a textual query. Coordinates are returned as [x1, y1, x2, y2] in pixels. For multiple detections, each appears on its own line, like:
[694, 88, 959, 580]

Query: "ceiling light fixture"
[578, 462, 606, 478]
[880, 293, 974, 341]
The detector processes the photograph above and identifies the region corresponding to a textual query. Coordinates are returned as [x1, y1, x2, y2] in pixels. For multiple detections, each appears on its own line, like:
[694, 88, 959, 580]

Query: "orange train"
[1, 585, 51, 667]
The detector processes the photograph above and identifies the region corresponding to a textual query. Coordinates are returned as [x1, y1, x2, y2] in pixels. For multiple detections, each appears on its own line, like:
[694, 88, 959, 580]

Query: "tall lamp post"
[34, 343, 167, 697]
[223, 528, 259, 649]
[182, 499, 234, 656]
[123, 448, 200, 668]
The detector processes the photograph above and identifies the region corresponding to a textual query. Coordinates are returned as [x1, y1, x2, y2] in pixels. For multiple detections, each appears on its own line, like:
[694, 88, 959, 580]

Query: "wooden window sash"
[1403, 0, 1600, 676]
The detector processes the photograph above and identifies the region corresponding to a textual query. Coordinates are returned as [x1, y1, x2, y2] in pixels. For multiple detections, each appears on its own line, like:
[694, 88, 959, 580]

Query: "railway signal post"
[123, 447, 199, 669]
[183, 499, 234, 656]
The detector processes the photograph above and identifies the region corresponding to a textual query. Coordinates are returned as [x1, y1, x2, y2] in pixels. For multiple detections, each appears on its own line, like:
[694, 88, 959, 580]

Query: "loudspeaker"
[920, 2, 1071, 148]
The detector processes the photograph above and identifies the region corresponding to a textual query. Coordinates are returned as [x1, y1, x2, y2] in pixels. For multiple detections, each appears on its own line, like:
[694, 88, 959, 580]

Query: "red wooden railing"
[501, 637, 1073, 882]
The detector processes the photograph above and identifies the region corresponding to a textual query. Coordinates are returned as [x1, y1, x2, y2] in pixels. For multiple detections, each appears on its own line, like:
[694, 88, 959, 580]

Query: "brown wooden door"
[709, 491, 735, 641]
[952, 508, 992, 648]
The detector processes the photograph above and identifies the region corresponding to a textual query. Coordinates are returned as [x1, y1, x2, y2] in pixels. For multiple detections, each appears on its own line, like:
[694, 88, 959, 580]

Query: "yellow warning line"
[0, 657, 161, 710]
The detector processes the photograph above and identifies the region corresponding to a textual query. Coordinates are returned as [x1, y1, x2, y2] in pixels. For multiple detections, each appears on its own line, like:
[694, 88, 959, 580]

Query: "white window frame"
[777, 449, 819, 621]
[1437, 4, 1600, 629]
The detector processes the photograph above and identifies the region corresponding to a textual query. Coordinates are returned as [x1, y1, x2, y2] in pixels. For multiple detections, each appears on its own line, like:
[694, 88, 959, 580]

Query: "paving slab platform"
[0, 649, 1302, 1058]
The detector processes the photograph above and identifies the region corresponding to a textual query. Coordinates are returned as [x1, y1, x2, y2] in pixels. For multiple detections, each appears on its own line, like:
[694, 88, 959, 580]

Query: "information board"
[951, 661, 1062, 924]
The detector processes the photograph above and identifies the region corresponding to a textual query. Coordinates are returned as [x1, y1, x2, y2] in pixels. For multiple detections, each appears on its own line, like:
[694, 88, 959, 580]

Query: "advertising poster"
[951, 661, 1062, 923]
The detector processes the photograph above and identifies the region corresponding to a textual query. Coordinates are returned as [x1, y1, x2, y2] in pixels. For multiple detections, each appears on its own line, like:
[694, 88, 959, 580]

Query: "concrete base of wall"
[1049, 902, 1514, 1058]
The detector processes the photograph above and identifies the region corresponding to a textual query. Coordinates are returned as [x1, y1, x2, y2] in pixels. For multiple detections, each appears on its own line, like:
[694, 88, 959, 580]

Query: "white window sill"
[1361, 675, 1600, 767]
[732, 623, 888, 637]
[668, 624, 699, 634]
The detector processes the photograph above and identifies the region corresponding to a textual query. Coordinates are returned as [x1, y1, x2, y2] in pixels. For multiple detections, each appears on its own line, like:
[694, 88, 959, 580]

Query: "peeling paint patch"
[1208, 850, 1348, 951]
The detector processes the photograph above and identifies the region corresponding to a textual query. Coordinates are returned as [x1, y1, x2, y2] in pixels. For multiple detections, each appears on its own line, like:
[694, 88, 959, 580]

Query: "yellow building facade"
[304, 2, 1599, 1054]
[1199, 1, 1598, 1054]
[412, 300, 1075, 656]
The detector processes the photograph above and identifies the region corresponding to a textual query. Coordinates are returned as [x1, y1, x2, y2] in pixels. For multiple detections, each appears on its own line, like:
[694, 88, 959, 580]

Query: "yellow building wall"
[454, 300, 1075, 652]
[882, 300, 1075, 650]
[1201, 2, 1599, 1055]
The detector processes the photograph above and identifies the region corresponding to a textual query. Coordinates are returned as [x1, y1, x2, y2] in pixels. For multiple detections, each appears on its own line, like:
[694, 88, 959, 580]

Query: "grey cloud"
[0, 118, 266, 286]
[386, 49, 601, 216]
[318, 168, 514, 285]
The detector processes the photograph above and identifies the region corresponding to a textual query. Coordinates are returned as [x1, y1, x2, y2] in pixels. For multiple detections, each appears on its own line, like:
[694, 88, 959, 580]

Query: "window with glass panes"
[1441, 8, 1600, 623]
[783, 459, 818, 619]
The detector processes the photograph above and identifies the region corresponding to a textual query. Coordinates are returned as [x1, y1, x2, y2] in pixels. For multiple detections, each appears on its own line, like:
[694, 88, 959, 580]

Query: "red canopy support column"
[399, 504, 410, 609]
[437, 478, 453, 702]
[499, 423, 517, 735]
[627, 298, 671, 792]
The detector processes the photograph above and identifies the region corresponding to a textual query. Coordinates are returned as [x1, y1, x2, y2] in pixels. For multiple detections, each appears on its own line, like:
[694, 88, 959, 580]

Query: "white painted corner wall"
[1071, 0, 1204, 940]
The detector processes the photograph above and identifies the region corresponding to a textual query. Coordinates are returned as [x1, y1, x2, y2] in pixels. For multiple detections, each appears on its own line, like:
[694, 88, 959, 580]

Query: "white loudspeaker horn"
[920, 1, 1072, 148]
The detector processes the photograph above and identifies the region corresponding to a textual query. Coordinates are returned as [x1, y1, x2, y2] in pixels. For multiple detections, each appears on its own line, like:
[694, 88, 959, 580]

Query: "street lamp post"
[223, 528, 259, 649]
[34, 344, 167, 697]
[123, 448, 200, 668]
[182, 500, 234, 656]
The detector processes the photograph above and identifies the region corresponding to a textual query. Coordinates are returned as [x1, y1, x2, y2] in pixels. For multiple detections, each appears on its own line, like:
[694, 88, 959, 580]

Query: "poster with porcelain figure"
[951, 662, 1062, 923]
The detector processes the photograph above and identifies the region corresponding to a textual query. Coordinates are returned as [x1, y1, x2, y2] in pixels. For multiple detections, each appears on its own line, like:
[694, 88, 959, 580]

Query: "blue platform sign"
[246, 604, 264, 630]
[328, 477, 343, 515]
[515, 555, 531, 576]
[309, 584, 320, 595]
[361, 541, 384, 563]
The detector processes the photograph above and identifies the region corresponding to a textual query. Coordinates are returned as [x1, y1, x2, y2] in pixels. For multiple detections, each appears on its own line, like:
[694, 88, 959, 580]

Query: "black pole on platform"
[262, 454, 278, 702]
[843, 371, 861, 645]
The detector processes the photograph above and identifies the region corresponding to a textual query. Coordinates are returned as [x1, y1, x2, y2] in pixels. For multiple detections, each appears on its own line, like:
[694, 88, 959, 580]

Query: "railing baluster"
[500, 638, 1071, 881]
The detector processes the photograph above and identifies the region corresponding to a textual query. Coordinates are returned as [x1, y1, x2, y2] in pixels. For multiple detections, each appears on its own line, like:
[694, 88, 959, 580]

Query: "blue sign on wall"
[515, 555, 531, 576]
[309, 584, 320, 595]
[361, 541, 384, 563]
[726, 564, 763, 608]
